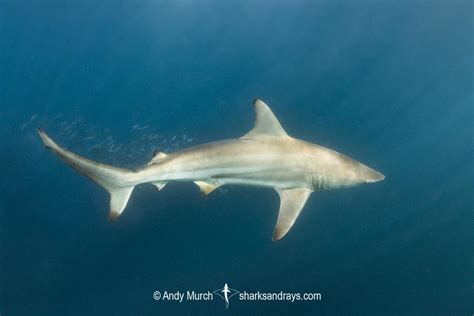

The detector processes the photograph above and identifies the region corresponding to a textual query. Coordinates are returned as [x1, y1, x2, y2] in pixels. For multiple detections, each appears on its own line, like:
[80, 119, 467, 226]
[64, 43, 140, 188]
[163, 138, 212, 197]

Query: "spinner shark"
[38, 99, 384, 241]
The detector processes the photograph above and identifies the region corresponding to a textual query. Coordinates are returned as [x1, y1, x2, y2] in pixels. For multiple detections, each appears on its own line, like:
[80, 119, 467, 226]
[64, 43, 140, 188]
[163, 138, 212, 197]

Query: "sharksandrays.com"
[152, 283, 322, 310]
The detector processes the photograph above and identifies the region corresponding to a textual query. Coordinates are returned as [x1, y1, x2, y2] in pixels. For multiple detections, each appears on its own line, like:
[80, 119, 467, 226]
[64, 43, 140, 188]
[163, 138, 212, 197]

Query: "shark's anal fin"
[194, 181, 221, 195]
[273, 188, 313, 241]
[147, 150, 168, 166]
[241, 99, 288, 139]
[152, 181, 167, 191]
[148, 151, 169, 190]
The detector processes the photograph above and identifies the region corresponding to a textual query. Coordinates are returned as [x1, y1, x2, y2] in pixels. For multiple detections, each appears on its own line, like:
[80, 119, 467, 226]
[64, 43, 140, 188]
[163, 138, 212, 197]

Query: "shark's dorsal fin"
[242, 99, 288, 139]
[273, 188, 313, 241]
[147, 150, 168, 165]
[194, 180, 221, 195]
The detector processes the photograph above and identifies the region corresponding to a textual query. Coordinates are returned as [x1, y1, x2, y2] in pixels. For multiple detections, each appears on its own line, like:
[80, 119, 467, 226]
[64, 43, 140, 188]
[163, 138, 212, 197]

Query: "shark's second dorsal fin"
[241, 99, 288, 139]
[147, 150, 169, 166]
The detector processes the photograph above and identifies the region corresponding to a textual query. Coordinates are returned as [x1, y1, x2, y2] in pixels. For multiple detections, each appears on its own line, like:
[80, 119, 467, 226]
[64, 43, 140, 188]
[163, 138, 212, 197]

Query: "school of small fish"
[19, 112, 195, 167]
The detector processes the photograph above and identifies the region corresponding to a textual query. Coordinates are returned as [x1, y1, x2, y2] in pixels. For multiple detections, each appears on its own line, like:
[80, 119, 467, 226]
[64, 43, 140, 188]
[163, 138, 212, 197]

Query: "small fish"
[52, 113, 64, 121]
[131, 124, 150, 131]
[20, 114, 38, 131]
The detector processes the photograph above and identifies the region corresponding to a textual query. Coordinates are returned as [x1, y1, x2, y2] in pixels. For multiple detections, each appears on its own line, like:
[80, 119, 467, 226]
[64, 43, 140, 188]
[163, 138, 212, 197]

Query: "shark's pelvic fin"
[194, 181, 221, 195]
[242, 99, 288, 139]
[148, 150, 169, 165]
[37, 128, 137, 221]
[273, 188, 313, 241]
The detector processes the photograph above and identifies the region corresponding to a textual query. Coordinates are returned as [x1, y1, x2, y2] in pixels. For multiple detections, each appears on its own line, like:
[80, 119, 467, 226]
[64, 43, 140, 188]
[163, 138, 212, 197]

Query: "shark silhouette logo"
[213, 283, 239, 309]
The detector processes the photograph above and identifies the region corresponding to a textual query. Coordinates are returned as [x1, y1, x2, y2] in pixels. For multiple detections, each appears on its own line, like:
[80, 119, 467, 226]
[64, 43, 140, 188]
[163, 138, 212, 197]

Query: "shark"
[212, 283, 239, 309]
[222, 283, 230, 309]
[37, 99, 384, 241]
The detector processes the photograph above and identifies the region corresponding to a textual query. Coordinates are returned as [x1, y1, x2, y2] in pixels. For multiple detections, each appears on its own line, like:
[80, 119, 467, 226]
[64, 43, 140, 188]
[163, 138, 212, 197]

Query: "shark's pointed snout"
[349, 159, 385, 184]
[366, 169, 385, 183]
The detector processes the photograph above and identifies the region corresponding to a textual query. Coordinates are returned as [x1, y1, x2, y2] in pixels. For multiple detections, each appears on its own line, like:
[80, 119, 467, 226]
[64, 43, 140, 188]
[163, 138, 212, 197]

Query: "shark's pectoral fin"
[194, 181, 221, 195]
[273, 188, 313, 241]
[241, 99, 288, 139]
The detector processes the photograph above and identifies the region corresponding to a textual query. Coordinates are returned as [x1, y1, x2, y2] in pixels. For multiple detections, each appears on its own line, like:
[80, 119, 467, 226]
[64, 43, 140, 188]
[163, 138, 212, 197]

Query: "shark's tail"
[37, 128, 137, 221]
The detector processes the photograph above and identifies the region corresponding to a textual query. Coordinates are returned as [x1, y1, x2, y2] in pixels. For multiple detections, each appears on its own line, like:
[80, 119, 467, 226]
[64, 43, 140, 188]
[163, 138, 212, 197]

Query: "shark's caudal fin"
[37, 128, 137, 221]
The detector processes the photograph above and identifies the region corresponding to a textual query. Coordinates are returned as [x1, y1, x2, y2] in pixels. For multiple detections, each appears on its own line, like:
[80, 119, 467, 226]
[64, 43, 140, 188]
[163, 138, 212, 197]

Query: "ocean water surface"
[0, 1, 472, 315]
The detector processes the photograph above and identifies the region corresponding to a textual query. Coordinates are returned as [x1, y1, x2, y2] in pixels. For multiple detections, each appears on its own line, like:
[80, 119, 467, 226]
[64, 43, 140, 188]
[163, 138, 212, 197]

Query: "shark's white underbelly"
[142, 161, 311, 189]
[134, 139, 313, 189]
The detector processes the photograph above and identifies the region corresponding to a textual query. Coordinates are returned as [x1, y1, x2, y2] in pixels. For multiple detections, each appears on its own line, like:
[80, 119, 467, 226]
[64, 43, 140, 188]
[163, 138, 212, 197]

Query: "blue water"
[1, 2, 472, 315]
